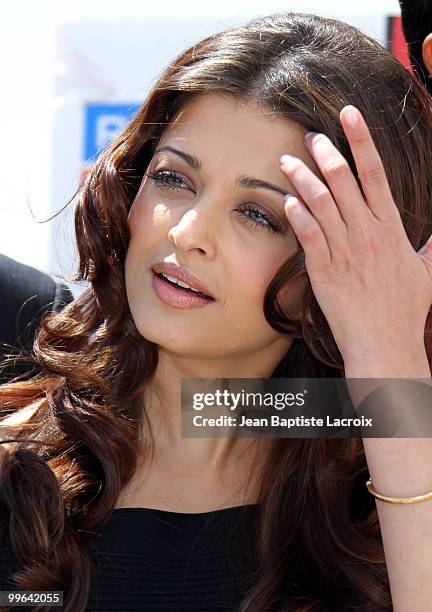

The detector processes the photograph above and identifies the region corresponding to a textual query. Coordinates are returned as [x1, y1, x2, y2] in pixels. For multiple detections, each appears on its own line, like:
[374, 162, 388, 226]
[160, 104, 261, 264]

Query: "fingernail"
[342, 106, 359, 128]
[280, 154, 295, 166]
[304, 131, 319, 142]
[284, 194, 298, 207]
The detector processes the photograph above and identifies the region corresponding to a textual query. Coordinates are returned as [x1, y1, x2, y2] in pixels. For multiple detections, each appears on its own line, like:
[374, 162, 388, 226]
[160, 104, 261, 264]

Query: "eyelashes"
[146, 169, 187, 192]
[145, 169, 281, 234]
[238, 204, 280, 233]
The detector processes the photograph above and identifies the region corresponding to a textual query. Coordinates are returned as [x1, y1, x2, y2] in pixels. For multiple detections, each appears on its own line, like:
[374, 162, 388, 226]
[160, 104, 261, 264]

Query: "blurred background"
[0, 0, 406, 297]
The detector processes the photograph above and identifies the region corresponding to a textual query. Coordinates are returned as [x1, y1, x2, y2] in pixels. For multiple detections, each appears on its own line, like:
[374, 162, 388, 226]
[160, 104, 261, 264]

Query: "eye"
[146, 169, 282, 234]
[236, 204, 281, 233]
[145, 169, 192, 192]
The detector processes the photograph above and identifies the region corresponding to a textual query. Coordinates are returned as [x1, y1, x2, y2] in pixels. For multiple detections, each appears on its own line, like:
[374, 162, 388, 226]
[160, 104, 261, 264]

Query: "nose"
[167, 201, 217, 259]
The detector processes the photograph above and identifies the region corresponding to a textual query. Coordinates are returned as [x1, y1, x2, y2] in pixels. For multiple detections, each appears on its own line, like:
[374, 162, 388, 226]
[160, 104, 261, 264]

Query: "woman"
[1, 11, 432, 612]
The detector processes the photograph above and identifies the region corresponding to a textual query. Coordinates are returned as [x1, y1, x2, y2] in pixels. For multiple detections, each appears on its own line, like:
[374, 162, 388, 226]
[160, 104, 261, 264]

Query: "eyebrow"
[154, 145, 288, 197]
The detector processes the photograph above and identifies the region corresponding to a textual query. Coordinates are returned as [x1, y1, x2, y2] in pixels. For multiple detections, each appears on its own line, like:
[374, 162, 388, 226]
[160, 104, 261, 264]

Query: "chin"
[132, 316, 212, 355]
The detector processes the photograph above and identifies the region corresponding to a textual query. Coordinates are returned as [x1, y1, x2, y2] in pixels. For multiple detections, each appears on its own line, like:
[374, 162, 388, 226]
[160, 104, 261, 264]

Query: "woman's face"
[125, 93, 315, 361]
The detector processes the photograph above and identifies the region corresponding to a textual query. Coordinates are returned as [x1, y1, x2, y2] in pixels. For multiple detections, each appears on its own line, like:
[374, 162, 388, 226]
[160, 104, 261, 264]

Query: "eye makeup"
[145, 169, 286, 234]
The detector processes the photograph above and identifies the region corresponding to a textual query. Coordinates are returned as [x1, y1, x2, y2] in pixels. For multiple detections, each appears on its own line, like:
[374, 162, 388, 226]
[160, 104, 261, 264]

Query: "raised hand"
[279, 105, 432, 370]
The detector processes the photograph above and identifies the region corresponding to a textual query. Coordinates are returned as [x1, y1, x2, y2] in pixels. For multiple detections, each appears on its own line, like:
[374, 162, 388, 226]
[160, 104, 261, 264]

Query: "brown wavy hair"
[1, 12, 432, 612]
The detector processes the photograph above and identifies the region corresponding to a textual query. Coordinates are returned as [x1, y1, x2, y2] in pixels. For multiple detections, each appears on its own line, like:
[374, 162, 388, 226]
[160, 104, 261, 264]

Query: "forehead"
[157, 93, 312, 175]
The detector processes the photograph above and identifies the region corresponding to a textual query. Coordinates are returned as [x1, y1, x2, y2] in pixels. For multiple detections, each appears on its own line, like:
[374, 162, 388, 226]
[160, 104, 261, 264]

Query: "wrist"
[343, 344, 431, 379]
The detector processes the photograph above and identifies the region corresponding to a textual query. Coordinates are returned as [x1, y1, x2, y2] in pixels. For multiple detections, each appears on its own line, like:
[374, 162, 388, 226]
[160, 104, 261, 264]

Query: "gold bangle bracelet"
[366, 478, 432, 504]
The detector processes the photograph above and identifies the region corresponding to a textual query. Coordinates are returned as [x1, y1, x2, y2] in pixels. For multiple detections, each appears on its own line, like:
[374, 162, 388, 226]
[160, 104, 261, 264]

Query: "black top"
[0, 505, 260, 611]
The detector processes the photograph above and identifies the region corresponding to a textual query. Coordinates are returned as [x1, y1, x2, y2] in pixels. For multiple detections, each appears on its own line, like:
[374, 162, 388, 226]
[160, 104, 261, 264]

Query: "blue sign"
[83, 103, 141, 162]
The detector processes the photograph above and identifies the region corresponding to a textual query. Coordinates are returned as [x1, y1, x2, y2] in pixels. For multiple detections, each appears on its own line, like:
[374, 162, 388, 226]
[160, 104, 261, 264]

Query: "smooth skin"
[280, 105, 432, 611]
[122, 94, 312, 512]
[124, 92, 432, 608]
[2, 93, 431, 608]
[280, 106, 432, 366]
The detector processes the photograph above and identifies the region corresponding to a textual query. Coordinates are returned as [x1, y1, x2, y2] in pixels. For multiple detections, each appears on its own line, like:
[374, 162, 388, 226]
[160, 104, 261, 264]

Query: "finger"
[303, 131, 369, 228]
[280, 155, 348, 261]
[340, 106, 399, 224]
[284, 195, 332, 272]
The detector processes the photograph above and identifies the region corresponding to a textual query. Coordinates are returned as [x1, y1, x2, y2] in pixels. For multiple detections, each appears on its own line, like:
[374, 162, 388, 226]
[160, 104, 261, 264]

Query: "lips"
[151, 262, 215, 299]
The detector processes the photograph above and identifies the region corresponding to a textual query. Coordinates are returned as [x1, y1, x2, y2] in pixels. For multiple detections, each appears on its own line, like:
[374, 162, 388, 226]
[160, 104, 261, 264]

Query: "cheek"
[127, 191, 150, 235]
[233, 251, 285, 304]
[128, 201, 140, 235]
[232, 242, 301, 320]
[128, 193, 170, 243]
